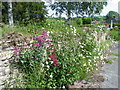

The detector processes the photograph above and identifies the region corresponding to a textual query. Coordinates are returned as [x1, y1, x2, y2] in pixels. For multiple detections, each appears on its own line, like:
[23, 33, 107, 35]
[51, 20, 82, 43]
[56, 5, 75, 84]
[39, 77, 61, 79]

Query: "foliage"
[2, 2, 47, 25]
[113, 23, 120, 29]
[12, 27, 108, 88]
[93, 16, 106, 21]
[82, 17, 92, 24]
[106, 11, 120, 18]
[50, 2, 107, 19]
[2, 18, 115, 88]
[75, 18, 83, 25]
[110, 30, 119, 41]
[106, 11, 120, 23]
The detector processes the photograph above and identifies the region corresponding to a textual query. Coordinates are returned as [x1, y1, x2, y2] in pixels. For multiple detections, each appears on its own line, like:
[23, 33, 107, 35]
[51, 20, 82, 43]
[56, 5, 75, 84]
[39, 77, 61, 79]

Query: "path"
[100, 42, 120, 89]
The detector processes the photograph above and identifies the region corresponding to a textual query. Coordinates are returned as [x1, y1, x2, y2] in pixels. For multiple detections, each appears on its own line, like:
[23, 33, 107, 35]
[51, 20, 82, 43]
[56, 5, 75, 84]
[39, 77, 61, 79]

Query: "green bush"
[110, 30, 119, 41]
[76, 18, 83, 25]
[113, 23, 120, 29]
[82, 17, 92, 24]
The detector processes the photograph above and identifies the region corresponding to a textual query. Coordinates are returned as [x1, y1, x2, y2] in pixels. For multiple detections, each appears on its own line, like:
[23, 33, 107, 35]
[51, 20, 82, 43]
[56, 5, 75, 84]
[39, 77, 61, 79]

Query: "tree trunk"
[8, 1, 13, 26]
[0, 2, 2, 23]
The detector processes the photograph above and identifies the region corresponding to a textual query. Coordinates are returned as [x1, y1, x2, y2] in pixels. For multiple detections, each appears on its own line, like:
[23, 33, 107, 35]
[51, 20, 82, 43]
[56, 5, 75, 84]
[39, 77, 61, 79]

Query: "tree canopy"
[106, 11, 120, 18]
[50, 2, 107, 19]
[2, 2, 47, 25]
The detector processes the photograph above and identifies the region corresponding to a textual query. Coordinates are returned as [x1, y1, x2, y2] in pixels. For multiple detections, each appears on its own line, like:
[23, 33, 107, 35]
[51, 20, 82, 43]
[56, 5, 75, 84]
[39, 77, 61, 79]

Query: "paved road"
[100, 43, 120, 89]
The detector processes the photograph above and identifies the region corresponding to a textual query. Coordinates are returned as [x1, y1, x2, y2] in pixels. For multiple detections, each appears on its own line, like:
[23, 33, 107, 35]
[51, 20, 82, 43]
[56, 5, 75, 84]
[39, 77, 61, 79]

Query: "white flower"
[42, 64, 44, 67]
[51, 61, 53, 64]
[42, 27, 45, 29]
[79, 42, 81, 44]
[46, 61, 48, 64]
[83, 56, 85, 59]
[83, 63, 86, 66]
[50, 75, 53, 78]
[47, 65, 50, 68]
[62, 86, 65, 88]
[80, 45, 84, 48]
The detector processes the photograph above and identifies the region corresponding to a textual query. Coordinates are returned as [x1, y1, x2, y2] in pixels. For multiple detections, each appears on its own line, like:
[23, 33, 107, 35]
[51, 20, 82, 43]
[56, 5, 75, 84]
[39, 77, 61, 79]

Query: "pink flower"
[20, 47, 24, 50]
[32, 43, 40, 47]
[47, 40, 50, 42]
[16, 52, 21, 55]
[39, 39, 44, 42]
[53, 48, 56, 52]
[42, 30, 48, 33]
[13, 46, 18, 51]
[30, 46, 33, 49]
[34, 35, 42, 39]
[36, 58, 38, 60]
[42, 31, 48, 36]
[49, 53, 59, 66]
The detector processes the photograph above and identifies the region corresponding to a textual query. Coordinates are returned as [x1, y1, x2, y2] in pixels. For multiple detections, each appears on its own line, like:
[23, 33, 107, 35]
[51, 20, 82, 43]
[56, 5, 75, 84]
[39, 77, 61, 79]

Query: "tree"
[106, 11, 120, 19]
[106, 11, 120, 23]
[2, 2, 47, 25]
[8, 0, 14, 26]
[50, 2, 107, 19]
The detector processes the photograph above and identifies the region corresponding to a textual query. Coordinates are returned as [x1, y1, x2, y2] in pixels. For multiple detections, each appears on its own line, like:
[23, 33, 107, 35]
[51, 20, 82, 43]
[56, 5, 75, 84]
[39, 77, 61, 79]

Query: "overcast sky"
[46, 0, 120, 18]
[100, 0, 119, 16]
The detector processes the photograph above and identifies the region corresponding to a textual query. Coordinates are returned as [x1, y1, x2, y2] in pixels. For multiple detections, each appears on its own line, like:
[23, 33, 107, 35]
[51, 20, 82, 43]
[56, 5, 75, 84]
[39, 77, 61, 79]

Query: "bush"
[113, 23, 120, 29]
[110, 30, 119, 41]
[82, 17, 92, 24]
[76, 18, 83, 25]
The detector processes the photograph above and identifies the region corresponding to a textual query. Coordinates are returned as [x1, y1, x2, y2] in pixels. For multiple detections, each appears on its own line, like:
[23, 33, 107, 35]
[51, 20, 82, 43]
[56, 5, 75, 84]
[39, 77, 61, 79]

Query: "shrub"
[110, 30, 119, 41]
[113, 23, 120, 29]
[82, 17, 92, 24]
[76, 18, 83, 25]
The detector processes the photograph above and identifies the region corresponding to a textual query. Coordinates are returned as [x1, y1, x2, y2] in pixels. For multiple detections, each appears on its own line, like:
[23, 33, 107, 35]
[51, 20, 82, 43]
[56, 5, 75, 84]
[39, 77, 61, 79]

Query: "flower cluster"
[49, 48, 59, 66]
[13, 46, 21, 55]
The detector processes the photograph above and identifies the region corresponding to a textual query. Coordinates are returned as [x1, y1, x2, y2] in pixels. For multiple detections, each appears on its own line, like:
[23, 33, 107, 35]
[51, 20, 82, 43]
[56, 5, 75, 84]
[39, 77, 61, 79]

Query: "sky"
[100, 0, 119, 16]
[46, 0, 120, 18]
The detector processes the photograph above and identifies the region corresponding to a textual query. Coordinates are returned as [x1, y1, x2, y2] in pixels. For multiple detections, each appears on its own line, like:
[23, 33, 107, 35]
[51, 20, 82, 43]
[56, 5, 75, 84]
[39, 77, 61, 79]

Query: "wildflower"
[46, 40, 50, 42]
[50, 75, 53, 78]
[30, 46, 33, 49]
[32, 43, 40, 47]
[39, 39, 44, 42]
[13, 46, 18, 52]
[42, 27, 45, 29]
[50, 53, 59, 66]
[42, 30, 48, 36]
[20, 46, 24, 50]
[36, 58, 38, 60]
[47, 65, 50, 68]
[16, 52, 21, 55]
[62, 86, 65, 88]
[42, 64, 44, 67]
[34, 35, 43, 39]
[53, 48, 56, 52]
[46, 61, 48, 64]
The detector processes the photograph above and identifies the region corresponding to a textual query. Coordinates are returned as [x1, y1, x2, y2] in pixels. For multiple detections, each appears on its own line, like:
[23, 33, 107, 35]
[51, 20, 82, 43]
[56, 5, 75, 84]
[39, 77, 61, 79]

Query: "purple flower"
[14, 46, 18, 51]
[42, 31, 48, 33]
[33, 43, 40, 47]
[34, 35, 44, 39]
